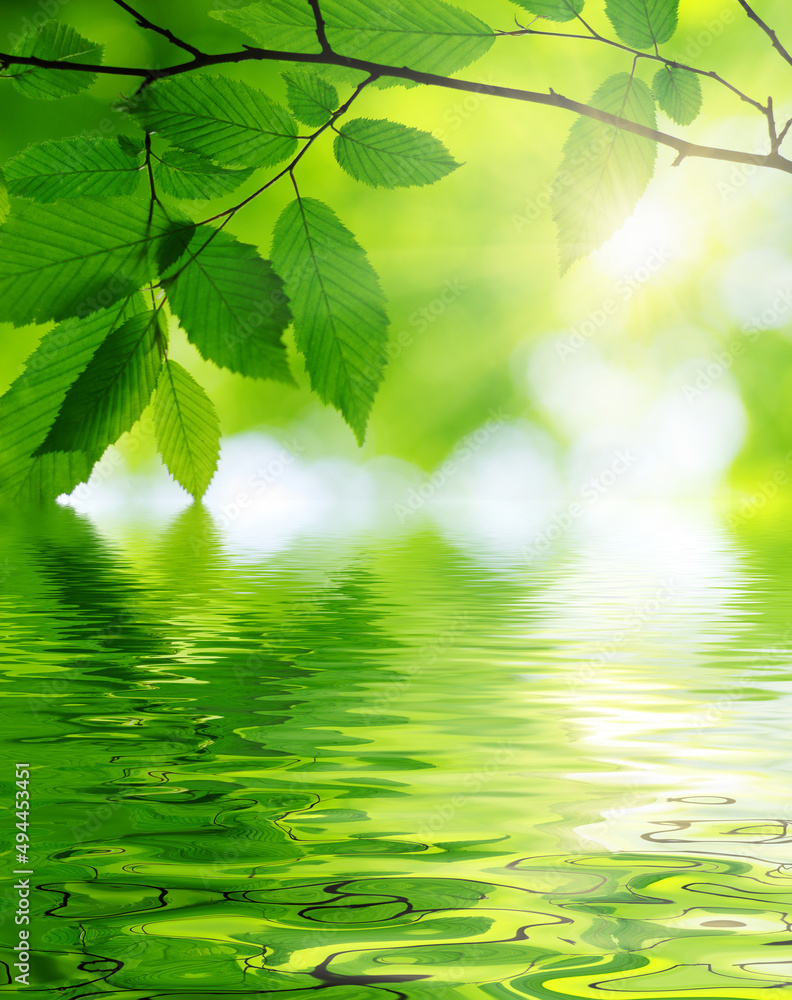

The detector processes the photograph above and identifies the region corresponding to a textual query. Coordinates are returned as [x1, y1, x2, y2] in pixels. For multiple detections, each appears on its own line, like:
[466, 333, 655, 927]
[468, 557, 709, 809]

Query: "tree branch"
[735, 0, 792, 70]
[0, 50, 147, 78]
[767, 95, 779, 149]
[778, 117, 792, 150]
[110, 0, 201, 58]
[143, 131, 163, 224]
[306, 0, 331, 55]
[2, 44, 791, 177]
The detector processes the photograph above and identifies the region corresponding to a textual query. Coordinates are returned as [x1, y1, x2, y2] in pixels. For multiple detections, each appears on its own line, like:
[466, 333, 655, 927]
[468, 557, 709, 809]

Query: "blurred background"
[2, 0, 792, 549]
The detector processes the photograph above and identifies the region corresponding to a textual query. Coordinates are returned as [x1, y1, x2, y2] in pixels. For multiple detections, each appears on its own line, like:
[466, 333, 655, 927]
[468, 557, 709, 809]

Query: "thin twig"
[777, 116, 792, 150]
[157, 80, 377, 287]
[110, 0, 201, 58]
[735, 0, 792, 70]
[767, 95, 778, 149]
[143, 131, 162, 223]
[496, 24, 768, 115]
[200, 74, 378, 226]
[306, 0, 331, 55]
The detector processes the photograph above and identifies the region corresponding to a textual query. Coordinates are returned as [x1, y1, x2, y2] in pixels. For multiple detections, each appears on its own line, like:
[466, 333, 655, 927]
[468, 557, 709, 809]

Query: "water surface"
[1, 503, 791, 998]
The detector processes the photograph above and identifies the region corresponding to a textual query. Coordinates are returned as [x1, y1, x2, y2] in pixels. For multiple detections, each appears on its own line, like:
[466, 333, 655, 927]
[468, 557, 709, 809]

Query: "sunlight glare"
[596, 201, 682, 278]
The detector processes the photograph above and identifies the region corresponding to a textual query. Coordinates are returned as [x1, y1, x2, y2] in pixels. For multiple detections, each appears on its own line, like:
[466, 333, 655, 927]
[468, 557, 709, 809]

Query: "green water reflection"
[1, 504, 791, 997]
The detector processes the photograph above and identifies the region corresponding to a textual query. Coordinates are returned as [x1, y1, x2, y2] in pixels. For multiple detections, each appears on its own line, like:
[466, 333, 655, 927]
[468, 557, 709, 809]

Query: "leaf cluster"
[0, 4, 475, 502]
[0, 0, 736, 504]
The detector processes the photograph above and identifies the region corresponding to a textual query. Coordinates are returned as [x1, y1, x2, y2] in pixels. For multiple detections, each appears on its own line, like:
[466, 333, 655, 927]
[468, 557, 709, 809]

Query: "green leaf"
[653, 65, 702, 125]
[335, 118, 459, 188]
[154, 361, 221, 499]
[0, 198, 193, 325]
[211, 0, 494, 78]
[153, 149, 253, 200]
[118, 134, 145, 157]
[284, 72, 339, 128]
[605, 0, 678, 49]
[4, 137, 142, 201]
[327, 0, 495, 77]
[128, 75, 298, 169]
[552, 73, 658, 272]
[14, 451, 96, 504]
[210, 0, 321, 53]
[271, 197, 388, 443]
[164, 227, 293, 382]
[7, 21, 103, 100]
[511, 0, 586, 23]
[40, 309, 165, 456]
[0, 300, 138, 501]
